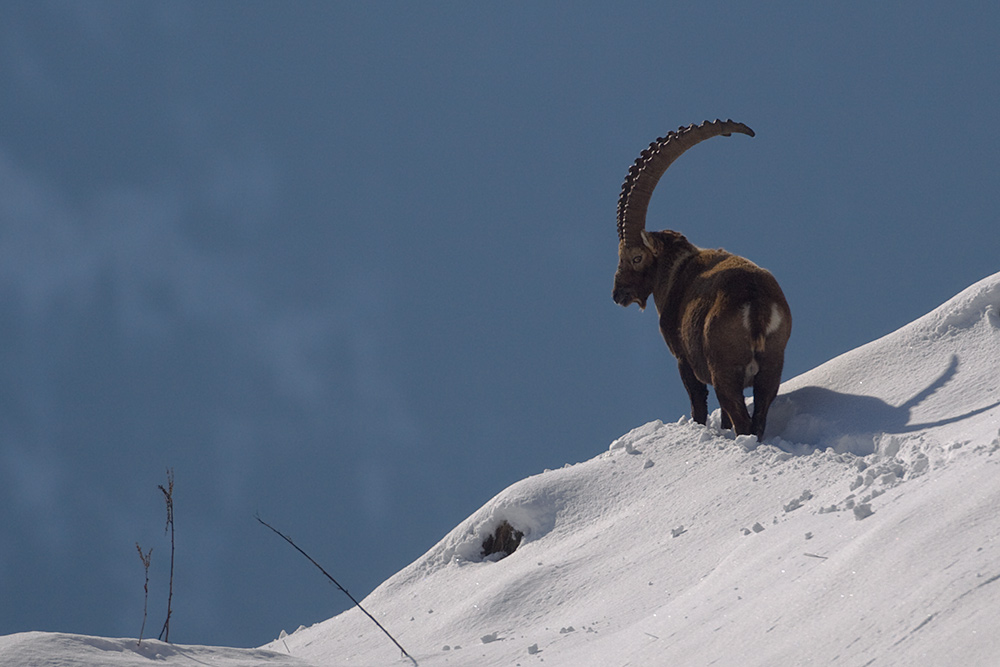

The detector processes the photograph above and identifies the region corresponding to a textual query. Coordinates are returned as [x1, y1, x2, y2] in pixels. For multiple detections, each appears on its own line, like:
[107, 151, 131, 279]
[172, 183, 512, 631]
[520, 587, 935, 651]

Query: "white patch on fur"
[744, 358, 760, 386]
[744, 303, 785, 337]
[766, 303, 784, 336]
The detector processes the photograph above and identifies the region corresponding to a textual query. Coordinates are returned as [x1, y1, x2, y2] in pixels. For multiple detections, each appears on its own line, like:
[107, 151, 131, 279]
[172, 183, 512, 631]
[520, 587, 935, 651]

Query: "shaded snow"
[3, 272, 999, 666]
[0, 632, 311, 667]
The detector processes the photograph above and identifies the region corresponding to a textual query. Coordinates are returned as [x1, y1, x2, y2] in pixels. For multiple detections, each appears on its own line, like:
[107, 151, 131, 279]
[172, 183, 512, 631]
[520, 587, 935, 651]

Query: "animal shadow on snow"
[764, 355, 1000, 455]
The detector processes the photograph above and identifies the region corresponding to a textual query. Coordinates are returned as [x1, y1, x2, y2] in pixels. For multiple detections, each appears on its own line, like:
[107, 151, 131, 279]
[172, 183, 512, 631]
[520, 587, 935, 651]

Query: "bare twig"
[255, 513, 418, 666]
[158, 469, 175, 642]
[136, 543, 153, 646]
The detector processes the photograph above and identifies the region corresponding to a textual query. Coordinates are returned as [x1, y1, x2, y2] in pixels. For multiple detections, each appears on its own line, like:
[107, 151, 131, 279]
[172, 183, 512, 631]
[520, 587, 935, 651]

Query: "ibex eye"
[632, 256, 643, 264]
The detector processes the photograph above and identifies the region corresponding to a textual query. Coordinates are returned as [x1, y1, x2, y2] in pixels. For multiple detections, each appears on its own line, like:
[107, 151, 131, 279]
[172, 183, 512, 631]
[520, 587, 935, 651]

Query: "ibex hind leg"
[677, 358, 709, 425]
[750, 362, 783, 440]
[712, 371, 753, 436]
[720, 410, 732, 431]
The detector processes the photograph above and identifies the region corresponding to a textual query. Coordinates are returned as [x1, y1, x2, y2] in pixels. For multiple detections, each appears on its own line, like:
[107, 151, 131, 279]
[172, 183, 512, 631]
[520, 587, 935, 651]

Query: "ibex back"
[612, 119, 791, 440]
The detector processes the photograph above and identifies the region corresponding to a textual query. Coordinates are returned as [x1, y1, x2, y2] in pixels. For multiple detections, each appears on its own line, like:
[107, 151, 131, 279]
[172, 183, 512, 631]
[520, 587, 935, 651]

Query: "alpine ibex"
[613, 119, 791, 440]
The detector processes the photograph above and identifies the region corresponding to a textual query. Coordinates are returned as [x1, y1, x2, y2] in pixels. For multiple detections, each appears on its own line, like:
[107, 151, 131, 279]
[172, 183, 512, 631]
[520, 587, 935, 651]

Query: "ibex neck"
[653, 246, 698, 316]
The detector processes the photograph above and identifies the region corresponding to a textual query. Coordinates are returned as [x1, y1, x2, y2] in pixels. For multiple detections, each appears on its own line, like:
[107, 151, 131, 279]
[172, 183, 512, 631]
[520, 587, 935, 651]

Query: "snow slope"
[3, 272, 999, 667]
[0, 632, 311, 667]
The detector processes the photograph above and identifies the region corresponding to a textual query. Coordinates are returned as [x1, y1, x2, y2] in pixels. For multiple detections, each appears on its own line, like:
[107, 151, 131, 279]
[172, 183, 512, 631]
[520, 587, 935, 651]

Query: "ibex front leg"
[677, 358, 709, 426]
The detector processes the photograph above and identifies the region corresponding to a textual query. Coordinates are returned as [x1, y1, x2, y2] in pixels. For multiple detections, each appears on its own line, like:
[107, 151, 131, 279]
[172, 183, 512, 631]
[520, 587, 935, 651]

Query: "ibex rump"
[612, 119, 791, 440]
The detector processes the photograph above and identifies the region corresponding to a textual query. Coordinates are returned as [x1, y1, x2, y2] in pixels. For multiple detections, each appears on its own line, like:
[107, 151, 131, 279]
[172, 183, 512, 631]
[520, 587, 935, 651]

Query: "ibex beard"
[613, 120, 791, 441]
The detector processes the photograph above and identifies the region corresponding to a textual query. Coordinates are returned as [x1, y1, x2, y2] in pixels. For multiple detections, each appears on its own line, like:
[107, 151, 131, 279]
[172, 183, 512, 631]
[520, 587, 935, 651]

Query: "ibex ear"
[641, 230, 662, 256]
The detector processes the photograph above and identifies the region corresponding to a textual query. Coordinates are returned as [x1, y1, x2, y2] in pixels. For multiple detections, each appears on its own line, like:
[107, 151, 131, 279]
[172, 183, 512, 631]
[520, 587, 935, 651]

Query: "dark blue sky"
[2, 1, 997, 648]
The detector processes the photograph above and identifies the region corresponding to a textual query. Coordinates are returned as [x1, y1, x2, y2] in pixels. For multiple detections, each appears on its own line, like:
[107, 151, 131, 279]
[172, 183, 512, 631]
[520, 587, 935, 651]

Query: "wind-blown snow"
[4, 272, 999, 666]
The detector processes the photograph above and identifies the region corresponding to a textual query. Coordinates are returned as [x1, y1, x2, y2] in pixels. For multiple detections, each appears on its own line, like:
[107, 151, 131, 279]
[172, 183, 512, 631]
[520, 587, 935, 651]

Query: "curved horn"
[616, 119, 755, 246]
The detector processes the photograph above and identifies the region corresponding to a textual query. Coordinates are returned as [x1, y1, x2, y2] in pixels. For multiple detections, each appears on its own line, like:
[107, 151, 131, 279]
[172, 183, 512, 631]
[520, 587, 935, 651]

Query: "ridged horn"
[616, 119, 755, 246]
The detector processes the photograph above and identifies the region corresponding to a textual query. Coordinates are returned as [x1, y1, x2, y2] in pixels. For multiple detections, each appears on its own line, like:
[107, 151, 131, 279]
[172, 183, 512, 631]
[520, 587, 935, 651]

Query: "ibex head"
[612, 119, 755, 310]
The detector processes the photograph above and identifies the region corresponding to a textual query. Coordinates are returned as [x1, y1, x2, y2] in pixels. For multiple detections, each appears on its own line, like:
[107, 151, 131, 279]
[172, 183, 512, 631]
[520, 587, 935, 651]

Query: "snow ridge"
[249, 275, 1000, 667]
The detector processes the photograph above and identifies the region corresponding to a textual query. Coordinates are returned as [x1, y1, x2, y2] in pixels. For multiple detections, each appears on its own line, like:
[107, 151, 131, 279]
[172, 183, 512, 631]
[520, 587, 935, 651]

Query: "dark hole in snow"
[481, 520, 524, 560]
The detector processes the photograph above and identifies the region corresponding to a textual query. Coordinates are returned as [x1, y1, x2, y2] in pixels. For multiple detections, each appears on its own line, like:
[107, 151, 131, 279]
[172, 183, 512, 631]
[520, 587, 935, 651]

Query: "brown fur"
[615, 231, 790, 439]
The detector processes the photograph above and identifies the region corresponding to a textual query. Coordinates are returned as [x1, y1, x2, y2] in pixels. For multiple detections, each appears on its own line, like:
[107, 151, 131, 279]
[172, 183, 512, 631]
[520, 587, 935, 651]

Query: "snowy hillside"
[3, 272, 999, 667]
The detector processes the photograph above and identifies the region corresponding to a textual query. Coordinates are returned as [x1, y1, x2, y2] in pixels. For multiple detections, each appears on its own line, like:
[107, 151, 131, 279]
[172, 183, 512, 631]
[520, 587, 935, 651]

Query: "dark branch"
[255, 513, 418, 666]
